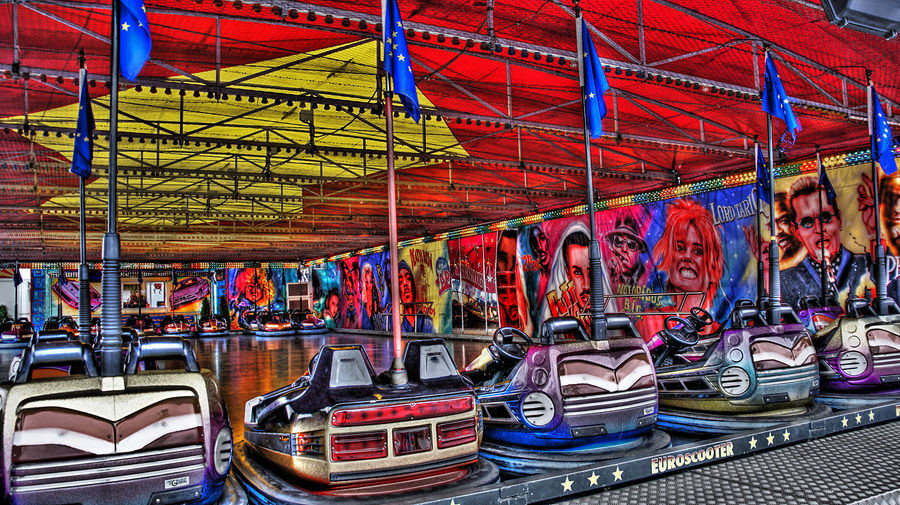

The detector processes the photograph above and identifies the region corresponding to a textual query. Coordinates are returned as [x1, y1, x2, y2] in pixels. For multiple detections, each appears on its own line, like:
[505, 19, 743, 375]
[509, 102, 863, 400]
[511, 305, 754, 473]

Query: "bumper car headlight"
[214, 427, 233, 475]
[521, 391, 555, 427]
[839, 351, 868, 377]
[719, 366, 751, 397]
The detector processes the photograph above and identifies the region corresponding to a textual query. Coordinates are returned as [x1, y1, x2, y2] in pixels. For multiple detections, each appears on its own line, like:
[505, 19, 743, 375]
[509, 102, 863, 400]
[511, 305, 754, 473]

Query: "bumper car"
[255, 311, 295, 337]
[40, 315, 81, 340]
[1, 336, 233, 505]
[291, 309, 328, 336]
[124, 314, 159, 337]
[812, 297, 900, 409]
[235, 339, 498, 503]
[0, 317, 34, 348]
[796, 295, 843, 333]
[160, 314, 198, 337]
[462, 316, 667, 475]
[238, 310, 262, 334]
[198, 316, 230, 337]
[651, 301, 827, 435]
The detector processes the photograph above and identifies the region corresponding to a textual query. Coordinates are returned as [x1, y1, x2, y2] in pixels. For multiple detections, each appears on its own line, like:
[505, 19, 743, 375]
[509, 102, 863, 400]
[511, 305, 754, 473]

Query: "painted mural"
[227, 267, 285, 329]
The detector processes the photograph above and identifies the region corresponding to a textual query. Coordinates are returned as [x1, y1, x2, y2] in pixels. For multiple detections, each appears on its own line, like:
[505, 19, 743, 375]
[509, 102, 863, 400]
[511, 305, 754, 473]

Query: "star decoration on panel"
[766, 432, 775, 445]
[612, 466, 624, 481]
[560, 476, 574, 492]
[587, 471, 600, 486]
[856, 412, 863, 424]
[782, 429, 791, 441]
[748, 436, 758, 449]
[868, 410, 875, 421]
[842, 416, 849, 427]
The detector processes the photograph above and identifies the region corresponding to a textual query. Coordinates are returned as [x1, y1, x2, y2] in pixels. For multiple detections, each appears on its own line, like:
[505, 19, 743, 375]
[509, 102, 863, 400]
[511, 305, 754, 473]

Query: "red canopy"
[0, 0, 896, 261]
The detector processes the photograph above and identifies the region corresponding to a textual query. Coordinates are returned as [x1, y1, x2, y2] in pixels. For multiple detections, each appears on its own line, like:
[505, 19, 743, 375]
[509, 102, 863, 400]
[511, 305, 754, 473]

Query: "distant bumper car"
[39, 315, 81, 340]
[238, 310, 261, 334]
[198, 316, 230, 337]
[812, 298, 900, 409]
[235, 339, 498, 503]
[1, 336, 233, 505]
[0, 317, 34, 348]
[255, 311, 295, 337]
[652, 301, 827, 435]
[124, 314, 159, 337]
[463, 316, 667, 475]
[291, 309, 328, 335]
[161, 314, 198, 337]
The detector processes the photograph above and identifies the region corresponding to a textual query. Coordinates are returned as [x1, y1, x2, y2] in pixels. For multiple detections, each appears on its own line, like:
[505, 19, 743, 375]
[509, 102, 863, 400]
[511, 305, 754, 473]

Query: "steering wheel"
[688, 307, 713, 329]
[492, 326, 534, 361]
[662, 316, 700, 346]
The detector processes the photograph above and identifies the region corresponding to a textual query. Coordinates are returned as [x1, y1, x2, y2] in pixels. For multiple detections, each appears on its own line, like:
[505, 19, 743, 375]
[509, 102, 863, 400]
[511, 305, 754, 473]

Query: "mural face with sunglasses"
[604, 212, 648, 288]
[790, 181, 841, 263]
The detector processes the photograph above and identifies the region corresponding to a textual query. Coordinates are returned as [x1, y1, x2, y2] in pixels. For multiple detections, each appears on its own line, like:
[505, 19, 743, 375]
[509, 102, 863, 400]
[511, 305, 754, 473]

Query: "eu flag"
[70, 69, 94, 179]
[818, 158, 837, 204]
[120, 0, 152, 82]
[13, 266, 22, 287]
[872, 87, 897, 175]
[762, 55, 801, 141]
[383, 0, 420, 123]
[756, 145, 770, 205]
[580, 18, 609, 139]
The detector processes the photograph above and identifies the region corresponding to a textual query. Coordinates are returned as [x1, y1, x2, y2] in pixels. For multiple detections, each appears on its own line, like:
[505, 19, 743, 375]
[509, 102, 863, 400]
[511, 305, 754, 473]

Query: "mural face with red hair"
[652, 198, 723, 306]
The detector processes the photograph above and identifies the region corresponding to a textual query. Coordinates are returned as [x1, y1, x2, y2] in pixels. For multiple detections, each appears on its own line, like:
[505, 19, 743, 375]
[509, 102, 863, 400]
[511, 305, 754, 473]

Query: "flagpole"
[868, 71, 889, 314]
[575, 3, 606, 340]
[755, 142, 766, 308]
[100, 0, 123, 376]
[383, 0, 407, 384]
[77, 50, 91, 344]
[816, 150, 828, 302]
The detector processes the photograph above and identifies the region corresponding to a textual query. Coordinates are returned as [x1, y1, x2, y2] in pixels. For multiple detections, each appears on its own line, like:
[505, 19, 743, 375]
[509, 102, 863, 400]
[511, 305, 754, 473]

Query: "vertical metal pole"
[816, 151, 828, 302]
[14, 260, 19, 320]
[383, 0, 406, 383]
[755, 144, 765, 308]
[766, 115, 780, 323]
[575, 11, 606, 340]
[77, 51, 91, 343]
[868, 77, 889, 313]
[100, 0, 123, 376]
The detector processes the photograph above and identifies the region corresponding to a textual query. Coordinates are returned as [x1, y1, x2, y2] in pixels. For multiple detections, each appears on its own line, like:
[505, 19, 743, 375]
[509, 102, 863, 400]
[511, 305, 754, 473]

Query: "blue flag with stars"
[70, 69, 94, 179]
[872, 87, 897, 175]
[756, 145, 770, 205]
[762, 55, 801, 141]
[818, 157, 837, 204]
[120, 0, 152, 82]
[580, 18, 609, 139]
[383, 0, 420, 123]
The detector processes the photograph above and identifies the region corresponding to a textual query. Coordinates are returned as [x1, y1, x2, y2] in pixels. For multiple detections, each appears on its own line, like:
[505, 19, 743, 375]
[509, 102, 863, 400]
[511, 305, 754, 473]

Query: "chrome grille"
[756, 363, 819, 386]
[10, 445, 205, 493]
[873, 352, 900, 370]
[562, 386, 656, 417]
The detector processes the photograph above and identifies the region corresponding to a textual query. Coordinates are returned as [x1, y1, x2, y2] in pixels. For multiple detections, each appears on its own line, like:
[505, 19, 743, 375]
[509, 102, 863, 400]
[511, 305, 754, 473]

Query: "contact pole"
[816, 150, 828, 302]
[77, 50, 91, 343]
[383, 0, 407, 384]
[868, 73, 890, 314]
[755, 143, 766, 308]
[575, 6, 607, 341]
[766, 113, 781, 323]
[100, 0, 123, 376]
